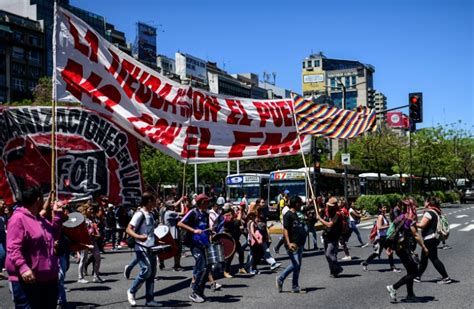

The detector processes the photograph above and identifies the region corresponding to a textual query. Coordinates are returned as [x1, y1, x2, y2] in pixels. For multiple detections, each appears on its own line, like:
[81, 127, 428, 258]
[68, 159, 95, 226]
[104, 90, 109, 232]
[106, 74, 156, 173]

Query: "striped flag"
[293, 94, 377, 139]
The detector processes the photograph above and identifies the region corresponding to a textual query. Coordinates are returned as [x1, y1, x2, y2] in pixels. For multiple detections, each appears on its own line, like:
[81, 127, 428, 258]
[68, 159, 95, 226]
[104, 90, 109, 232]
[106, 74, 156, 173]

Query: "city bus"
[225, 173, 270, 206]
[298, 167, 360, 200]
[268, 169, 308, 219]
[359, 173, 400, 195]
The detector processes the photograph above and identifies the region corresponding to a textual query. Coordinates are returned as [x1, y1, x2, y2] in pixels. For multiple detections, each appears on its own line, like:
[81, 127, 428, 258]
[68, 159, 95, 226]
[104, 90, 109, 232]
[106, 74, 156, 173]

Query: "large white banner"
[55, 7, 309, 163]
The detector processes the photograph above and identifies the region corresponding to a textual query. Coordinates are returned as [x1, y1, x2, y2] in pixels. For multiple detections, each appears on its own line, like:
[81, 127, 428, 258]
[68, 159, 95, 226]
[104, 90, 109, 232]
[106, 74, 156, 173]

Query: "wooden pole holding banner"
[51, 1, 58, 198]
[182, 163, 187, 196]
[290, 93, 319, 215]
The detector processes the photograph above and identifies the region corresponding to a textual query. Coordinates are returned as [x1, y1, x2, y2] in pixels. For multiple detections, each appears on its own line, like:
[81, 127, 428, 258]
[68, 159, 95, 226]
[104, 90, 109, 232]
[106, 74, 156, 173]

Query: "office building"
[0, 9, 44, 102]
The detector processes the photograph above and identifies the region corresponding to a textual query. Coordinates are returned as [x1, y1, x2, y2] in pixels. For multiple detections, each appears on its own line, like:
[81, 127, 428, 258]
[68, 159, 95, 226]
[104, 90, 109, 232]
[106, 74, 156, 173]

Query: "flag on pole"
[293, 94, 377, 139]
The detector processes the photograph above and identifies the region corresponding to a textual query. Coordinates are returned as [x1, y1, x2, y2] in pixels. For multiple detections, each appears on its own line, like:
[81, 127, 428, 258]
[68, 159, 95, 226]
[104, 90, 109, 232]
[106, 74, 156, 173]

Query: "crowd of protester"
[0, 186, 454, 307]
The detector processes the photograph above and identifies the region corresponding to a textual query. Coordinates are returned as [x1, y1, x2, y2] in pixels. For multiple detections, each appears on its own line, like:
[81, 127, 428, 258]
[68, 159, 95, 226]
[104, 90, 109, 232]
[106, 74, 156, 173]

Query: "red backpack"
[368, 223, 378, 243]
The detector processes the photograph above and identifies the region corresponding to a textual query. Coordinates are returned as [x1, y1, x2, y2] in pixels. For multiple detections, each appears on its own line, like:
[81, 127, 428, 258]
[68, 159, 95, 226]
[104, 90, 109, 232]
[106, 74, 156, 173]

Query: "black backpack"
[126, 211, 145, 249]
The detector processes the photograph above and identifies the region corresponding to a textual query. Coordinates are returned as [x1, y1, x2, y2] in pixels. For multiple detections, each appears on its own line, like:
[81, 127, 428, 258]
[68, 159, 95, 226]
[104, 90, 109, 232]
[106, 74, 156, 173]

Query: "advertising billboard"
[175, 52, 208, 84]
[137, 22, 157, 64]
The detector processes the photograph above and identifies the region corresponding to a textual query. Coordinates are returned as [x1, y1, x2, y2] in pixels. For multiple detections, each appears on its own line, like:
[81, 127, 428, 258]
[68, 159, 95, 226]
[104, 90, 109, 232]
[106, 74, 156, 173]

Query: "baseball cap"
[284, 190, 290, 194]
[195, 193, 211, 204]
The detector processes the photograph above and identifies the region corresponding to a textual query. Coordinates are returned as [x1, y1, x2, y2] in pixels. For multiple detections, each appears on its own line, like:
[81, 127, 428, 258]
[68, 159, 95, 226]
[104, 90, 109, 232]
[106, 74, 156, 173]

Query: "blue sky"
[71, 0, 473, 131]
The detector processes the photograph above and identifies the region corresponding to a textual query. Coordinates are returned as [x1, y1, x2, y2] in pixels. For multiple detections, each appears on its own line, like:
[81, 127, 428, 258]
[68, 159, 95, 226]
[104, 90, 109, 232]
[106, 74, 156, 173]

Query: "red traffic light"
[410, 96, 419, 104]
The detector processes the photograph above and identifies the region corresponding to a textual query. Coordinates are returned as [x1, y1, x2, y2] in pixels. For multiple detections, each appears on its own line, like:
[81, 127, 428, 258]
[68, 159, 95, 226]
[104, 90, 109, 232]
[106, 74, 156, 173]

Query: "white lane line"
[456, 215, 469, 218]
[361, 225, 375, 229]
[459, 224, 474, 232]
[449, 224, 461, 229]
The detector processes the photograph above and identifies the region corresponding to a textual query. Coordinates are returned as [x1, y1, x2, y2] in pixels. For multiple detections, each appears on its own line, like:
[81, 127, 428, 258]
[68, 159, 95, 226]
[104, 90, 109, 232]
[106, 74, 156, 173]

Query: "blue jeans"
[349, 221, 364, 245]
[278, 246, 303, 289]
[58, 253, 70, 305]
[307, 224, 318, 248]
[10, 280, 58, 309]
[191, 246, 211, 296]
[0, 242, 5, 270]
[129, 250, 157, 303]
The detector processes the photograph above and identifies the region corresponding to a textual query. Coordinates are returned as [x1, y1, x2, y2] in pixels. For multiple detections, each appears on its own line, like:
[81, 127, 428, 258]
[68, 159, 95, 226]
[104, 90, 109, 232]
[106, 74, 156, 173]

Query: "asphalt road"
[1, 203, 473, 308]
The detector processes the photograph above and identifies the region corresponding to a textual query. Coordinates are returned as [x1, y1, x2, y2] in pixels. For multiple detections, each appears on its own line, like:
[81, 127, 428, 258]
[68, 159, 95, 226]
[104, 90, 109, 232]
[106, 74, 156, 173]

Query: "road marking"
[456, 215, 469, 218]
[459, 224, 474, 232]
[449, 224, 461, 229]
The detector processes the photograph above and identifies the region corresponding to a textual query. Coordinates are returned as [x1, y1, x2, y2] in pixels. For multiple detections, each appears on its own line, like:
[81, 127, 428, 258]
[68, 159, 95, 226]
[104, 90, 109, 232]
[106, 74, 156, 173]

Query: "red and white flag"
[54, 7, 309, 163]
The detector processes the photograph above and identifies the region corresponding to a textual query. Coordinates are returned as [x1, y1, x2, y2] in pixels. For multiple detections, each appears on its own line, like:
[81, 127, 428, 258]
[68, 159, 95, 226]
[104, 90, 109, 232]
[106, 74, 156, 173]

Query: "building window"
[13, 31, 24, 43]
[28, 80, 37, 91]
[29, 35, 40, 46]
[12, 78, 25, 91]
[307, 60, 312, 68]
[12, 63, 26, 76]
[29, 66, 41, 78]
[345, 77, 350, 88]
[352, 76, 357, 85]
[12, 47, 25, 60]
[302, 61, 305, 69]
[314, 60, 320, 67]
[330, 78, 336, 89]
[28, 50, 41, 64]
[0, 74, 6, 87]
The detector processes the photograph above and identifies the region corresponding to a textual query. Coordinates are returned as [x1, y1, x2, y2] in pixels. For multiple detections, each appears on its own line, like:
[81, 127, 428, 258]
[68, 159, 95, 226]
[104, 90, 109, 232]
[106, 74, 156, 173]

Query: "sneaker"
[442, 245, 452, 250]
[127, 289, 136, 306]
[124, 265, 130, 279]
[211, 282, 222, 291]
[291, 287, 306, 294]
[92, 276, 104, 283]
[145, 300, 161, 307]
[361, 262, 368, 271]
[391, 268, 402, 273]
[117, 245, 122, 249]
[341, 256, 352, 261]
[413, 277, 421, 283]
[159, 263, 165, 270]
[270, 262, 281, 271]
[238, 268, 248, 274]
[77, 278, 88, 284]
[275, 276, 283, 292]
[223, 271, 233, 278]
[189, 293, 205, 303]
[361, 243, 370, 248]
[273, 248, 279, 255]
[249, 270, 260, 275]
[173, 266, 184, 272]
[386, 285, 397, 300]
[437, 277, 452, 284]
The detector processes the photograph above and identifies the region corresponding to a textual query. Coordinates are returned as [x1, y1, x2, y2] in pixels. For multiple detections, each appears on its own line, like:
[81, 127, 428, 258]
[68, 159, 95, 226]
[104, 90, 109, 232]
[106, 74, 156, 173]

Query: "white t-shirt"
[348, 208, 356, 222]
[129, 210, 155, 251]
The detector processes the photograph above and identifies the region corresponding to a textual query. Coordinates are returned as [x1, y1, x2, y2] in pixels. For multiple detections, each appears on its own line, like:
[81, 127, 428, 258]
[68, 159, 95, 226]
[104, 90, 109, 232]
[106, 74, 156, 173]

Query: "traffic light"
[409, 92, 423, 123]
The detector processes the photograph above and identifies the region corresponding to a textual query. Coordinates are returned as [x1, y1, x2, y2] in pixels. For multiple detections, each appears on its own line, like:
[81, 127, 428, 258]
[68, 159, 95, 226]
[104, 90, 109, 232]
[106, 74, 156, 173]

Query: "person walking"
[276, 196, 307, 293]
[317, 197, 344, 277]
[348, 201, 365, 247]
[178, 193, 212, 303]
[386, 205, 429, 302]
[415, 197, 452, 284]
[6, 187, 62, 308]
[77, 204, 103, 283]
[361, 204, 401, 273]
[125, 192, 160, 307]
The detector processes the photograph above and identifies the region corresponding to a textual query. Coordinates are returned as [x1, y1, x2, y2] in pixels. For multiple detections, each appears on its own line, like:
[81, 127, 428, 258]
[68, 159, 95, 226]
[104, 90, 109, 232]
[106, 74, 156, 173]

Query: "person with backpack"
[386, 208, 429, 302]
[163, 201, 184, 271]
[361, 203, 401, 273]
[125, 192, 160, 307]
[317, 197, 344, 277]
[177, 193, 213, 303]
[414, 197, 452, 284]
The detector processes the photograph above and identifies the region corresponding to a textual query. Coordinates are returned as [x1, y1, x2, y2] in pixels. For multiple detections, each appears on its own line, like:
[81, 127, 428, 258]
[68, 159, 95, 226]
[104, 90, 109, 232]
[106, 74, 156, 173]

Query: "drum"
[212, 233, 236, 259]
[154, 225, 178, 260]
[205, 243, 225, 265]
[62, 212, 91, 252]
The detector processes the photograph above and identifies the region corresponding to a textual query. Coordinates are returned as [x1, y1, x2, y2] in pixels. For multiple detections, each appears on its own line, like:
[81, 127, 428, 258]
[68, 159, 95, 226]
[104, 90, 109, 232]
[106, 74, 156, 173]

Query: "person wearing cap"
[317, 197, 344, 277]
[216, 194, 226, 207]
[178, 193, 212, 303]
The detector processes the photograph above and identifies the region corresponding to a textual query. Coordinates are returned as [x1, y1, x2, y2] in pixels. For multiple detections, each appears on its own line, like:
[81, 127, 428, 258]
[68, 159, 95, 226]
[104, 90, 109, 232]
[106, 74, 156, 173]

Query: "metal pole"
[409, 127, 413, 195]
[341, 80, 348, 202]
[227, 161, 230, 175]
[237, 160, 240, 174]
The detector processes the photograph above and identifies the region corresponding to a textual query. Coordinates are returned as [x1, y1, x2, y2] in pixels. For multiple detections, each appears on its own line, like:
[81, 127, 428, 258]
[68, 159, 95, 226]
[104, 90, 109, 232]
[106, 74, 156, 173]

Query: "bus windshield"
[269, 181, 306, 203]
[228, 184, 260, 203]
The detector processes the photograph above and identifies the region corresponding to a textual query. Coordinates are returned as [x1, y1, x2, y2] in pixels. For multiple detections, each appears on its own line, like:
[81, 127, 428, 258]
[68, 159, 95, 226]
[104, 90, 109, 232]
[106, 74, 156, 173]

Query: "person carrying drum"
[178, 193, 212, 303]
[125, 192, 160, 307]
